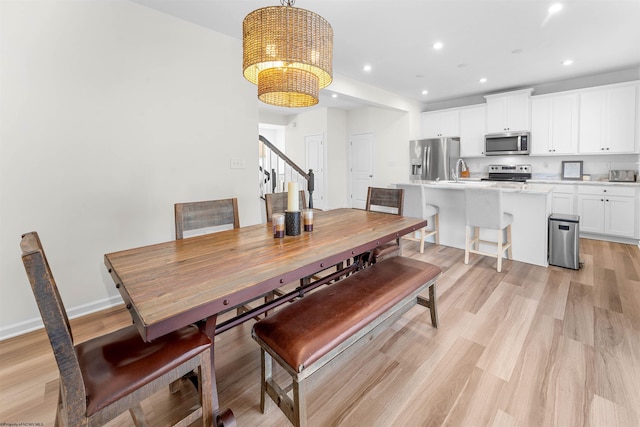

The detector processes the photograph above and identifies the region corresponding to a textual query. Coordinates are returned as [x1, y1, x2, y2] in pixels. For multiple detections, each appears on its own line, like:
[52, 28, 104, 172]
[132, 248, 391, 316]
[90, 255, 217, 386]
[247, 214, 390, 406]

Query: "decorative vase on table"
[285, 182, 301, 236]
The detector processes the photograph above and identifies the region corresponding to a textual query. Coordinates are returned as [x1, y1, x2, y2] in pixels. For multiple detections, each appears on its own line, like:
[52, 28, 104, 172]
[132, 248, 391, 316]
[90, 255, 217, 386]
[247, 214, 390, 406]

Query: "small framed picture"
[562, 161, 583, 180]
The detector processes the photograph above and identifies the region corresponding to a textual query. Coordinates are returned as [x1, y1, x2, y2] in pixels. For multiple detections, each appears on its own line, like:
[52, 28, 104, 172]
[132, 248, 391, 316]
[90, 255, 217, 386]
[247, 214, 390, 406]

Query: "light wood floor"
[1, 238, 639, 426]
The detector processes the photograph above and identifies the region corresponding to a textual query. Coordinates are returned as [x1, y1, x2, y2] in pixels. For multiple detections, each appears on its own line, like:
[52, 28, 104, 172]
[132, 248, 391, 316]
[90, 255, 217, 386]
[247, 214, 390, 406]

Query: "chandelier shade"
[242, 2, 333, 108]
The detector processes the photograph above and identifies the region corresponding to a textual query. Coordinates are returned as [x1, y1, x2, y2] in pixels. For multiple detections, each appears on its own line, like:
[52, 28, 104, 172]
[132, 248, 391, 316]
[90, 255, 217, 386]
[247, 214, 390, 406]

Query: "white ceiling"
[134, 0, 640, 112]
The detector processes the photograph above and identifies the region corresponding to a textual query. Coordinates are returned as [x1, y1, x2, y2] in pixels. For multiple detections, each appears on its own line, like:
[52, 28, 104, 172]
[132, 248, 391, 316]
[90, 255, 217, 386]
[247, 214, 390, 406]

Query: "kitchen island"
[400, 180, 554, 267]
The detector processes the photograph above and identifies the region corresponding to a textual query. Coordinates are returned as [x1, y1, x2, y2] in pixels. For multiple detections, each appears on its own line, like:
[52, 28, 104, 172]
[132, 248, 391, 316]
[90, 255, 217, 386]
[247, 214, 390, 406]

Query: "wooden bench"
[251, 256, 442, 427]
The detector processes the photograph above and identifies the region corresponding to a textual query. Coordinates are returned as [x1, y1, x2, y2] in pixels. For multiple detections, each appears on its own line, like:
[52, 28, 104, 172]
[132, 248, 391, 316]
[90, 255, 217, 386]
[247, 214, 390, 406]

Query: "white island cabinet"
[403, 181, 553, 267]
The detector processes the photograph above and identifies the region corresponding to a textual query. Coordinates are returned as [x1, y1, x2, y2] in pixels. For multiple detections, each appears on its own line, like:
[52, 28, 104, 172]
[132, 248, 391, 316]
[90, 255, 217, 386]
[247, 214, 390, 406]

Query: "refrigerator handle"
[425, 146, 431, 178]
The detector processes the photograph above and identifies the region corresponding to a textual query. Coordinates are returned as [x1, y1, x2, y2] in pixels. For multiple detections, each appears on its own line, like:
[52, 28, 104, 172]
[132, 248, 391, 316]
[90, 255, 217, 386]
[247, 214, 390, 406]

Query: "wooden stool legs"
[464, 225, 512, 273]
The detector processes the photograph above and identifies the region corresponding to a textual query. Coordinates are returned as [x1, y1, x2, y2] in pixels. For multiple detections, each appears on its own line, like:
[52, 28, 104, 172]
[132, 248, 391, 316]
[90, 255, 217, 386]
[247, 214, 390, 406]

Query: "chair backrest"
[265, 191, 307, 222]
[175, 198, 240, 239]
[464, 188, 506, 229]
[365, 187, 404, 215]
[20, 232, 86, 414]
[396, 183, 426, 218]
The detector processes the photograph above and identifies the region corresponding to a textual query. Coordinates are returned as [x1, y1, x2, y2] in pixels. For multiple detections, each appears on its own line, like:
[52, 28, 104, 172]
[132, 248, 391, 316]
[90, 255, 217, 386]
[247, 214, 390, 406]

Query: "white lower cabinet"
[576, 186, 637, 238]
[551, 185, 576, 215]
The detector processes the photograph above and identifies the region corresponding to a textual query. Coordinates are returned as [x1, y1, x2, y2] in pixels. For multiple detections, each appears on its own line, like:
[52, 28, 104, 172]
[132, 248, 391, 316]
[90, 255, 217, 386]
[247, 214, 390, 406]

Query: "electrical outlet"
[230, 158, 246, 169]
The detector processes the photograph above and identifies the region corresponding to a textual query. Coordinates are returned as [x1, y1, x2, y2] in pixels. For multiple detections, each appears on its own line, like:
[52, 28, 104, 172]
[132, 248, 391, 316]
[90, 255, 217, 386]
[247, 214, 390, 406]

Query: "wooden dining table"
[104, 208, 427, 426]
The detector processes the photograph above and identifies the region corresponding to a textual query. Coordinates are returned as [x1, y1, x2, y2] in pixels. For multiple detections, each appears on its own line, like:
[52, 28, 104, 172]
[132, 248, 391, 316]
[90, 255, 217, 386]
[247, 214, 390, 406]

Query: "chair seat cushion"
[503, 212, 514, 227]
[77, 324, 211, 416]
[424, 204, 439, 218]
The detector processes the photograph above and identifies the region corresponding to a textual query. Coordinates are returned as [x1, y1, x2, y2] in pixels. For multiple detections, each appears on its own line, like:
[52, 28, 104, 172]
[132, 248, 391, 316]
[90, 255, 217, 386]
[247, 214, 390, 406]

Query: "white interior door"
[305, 133, 325, 210]
[350, 133, 375, 209]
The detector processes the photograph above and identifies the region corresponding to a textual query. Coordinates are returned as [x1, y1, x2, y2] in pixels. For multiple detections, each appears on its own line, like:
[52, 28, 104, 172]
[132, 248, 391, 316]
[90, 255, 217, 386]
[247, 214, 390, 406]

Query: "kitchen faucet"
[453, 158, 467, 182]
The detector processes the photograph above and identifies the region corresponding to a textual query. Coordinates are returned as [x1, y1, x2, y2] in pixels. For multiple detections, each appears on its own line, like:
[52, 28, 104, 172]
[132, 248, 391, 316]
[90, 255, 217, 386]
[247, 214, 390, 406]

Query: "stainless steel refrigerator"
[409, 138, 461, 180]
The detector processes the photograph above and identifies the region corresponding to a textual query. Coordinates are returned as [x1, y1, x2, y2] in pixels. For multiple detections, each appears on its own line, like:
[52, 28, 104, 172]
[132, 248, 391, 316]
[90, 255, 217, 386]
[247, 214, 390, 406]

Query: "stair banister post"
[271, 168, 276, 193]
[307, 169, 314, 209]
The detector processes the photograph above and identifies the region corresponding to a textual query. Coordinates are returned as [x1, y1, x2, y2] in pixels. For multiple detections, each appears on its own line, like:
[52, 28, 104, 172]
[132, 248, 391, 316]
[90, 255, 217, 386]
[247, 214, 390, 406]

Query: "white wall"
[326, 109, 349, 209]
[0, 1, 260, 339]
[347, 106, 411, 188]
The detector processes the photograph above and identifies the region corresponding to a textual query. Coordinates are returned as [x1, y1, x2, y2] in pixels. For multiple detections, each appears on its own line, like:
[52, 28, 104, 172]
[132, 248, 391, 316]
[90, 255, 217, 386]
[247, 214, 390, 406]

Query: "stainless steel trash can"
[548, 214, 580, 269]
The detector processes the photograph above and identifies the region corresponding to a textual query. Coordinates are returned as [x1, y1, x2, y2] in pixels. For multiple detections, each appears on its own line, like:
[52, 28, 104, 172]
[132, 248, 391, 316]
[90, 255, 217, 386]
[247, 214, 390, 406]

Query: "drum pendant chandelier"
[242, 0, 333, 108]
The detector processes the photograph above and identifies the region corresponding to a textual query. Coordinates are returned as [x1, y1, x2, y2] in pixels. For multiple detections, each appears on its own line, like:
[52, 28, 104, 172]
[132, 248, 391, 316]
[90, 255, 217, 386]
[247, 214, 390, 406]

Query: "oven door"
[485, 132, 529, 155]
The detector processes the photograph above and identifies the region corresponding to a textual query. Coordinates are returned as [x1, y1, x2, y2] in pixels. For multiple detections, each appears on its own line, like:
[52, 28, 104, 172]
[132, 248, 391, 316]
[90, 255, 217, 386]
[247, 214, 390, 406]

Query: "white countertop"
[408, 179, 554, 194]
[527, 178, 640, 187]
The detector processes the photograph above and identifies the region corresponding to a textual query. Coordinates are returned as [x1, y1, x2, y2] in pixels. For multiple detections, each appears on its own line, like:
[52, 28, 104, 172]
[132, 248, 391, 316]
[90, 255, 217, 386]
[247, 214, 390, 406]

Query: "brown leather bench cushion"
[77, 324, 211, 416]
[252, 257, 441, 372]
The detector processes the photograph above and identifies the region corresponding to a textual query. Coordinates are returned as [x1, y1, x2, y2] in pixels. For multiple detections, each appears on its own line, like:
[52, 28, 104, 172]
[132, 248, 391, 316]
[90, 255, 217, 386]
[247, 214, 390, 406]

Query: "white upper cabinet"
[459, 105, 486, 157]
[484, 89, 533, 133]
[421, 109, 460, 138]
[578, 82, 638, 154]
[530, 93, 579, 155]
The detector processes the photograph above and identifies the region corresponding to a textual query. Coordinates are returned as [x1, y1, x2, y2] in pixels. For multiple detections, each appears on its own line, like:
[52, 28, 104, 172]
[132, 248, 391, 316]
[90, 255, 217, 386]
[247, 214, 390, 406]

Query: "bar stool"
[464, 188, 513, 272]
[397, 183, 439, 253]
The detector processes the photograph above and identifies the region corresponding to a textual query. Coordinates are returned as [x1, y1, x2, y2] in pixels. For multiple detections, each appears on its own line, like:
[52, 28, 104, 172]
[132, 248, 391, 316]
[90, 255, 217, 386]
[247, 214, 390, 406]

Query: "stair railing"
[259, 135, 315, 208]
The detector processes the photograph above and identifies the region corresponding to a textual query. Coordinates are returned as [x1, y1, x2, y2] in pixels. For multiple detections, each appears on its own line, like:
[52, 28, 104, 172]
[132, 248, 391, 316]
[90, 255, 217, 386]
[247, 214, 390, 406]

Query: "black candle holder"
[285, 210, 301, 236]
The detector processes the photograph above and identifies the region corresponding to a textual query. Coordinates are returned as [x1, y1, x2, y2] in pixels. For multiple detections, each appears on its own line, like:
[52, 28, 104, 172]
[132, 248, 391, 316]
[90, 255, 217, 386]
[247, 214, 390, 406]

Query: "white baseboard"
[0, 295, 124, 341]
[580, 233, 640, 246]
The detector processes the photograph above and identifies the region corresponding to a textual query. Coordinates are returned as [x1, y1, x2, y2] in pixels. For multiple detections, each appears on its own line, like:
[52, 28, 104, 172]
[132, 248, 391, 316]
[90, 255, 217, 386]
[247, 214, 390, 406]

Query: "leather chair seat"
[77, 324, 211, 416]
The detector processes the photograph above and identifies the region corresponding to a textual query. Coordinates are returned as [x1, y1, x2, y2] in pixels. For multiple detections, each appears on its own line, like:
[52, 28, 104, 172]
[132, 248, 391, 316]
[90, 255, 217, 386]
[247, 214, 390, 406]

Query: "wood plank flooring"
[1, 238, 639, 426]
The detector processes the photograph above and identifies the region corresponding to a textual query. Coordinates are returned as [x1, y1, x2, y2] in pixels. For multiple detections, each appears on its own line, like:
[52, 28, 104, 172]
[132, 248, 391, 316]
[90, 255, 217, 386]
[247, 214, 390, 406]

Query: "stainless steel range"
[482, 164, 532, 182]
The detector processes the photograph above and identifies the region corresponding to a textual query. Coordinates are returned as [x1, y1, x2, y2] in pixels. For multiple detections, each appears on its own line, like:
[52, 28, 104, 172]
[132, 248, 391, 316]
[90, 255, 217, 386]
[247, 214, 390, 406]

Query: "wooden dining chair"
[264, 191, 306, 222]
[175, 198, 239, 239]
[20, 232, 213, 427]
[365, 187, 405, 263]
[175, 197, 260, 318]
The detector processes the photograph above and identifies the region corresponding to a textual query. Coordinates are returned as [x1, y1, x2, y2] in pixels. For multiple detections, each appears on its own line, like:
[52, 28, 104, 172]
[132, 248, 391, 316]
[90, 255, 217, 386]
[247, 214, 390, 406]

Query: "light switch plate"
[230, 158, 246, 169]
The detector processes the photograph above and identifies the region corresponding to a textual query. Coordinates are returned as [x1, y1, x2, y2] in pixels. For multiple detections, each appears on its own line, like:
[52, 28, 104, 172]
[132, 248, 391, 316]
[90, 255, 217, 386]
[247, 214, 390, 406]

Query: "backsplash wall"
[463, 154, 640, 181]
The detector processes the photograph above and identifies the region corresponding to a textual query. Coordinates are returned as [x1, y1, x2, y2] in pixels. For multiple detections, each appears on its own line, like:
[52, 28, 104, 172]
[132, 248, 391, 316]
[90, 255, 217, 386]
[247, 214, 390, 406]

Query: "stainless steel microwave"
[484, 131, 530, 156]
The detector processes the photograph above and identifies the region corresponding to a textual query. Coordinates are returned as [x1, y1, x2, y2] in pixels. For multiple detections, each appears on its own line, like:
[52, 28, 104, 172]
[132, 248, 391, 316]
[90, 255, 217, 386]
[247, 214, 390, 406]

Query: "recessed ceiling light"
[548, 3, 563, 15]
[331, 93, 338, 98]
[480, 78, 488, 83]
[433, 42, 443, 50]
[363, 64, 372, 72]
[457, 63, 468, 68]
[512, 48, 523, 55]
[421, 90, 429, 95]
[562, 59, 573, 66]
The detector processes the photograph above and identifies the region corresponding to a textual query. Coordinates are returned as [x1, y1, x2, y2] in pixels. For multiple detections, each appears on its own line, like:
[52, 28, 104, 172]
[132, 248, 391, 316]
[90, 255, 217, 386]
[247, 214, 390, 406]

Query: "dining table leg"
[201, 315, 236, 427]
